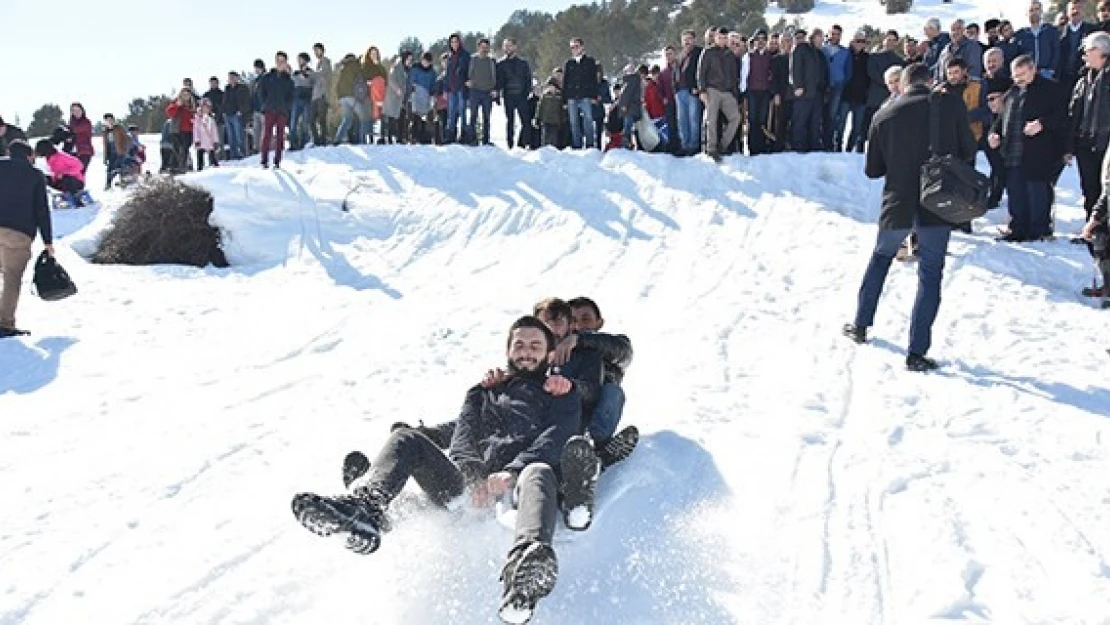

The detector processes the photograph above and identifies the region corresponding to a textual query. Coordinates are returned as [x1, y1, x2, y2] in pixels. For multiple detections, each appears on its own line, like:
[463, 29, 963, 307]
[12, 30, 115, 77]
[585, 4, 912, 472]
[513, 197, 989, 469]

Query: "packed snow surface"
[2, 135, 1109, 625]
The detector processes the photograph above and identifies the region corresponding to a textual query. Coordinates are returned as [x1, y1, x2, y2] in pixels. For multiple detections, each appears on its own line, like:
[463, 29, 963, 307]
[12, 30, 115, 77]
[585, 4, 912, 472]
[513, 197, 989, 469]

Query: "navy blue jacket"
[449, 376, 581, 483]
[259, 69, 295, 115]
[0, 159, 52, 244]
[577, 331, 633, 384]
[1015, 24, 1060, 77]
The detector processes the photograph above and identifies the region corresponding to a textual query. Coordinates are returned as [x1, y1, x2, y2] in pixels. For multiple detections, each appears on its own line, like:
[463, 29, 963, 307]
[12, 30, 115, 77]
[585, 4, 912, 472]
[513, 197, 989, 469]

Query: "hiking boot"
[559, 436, 601, 531]
[290, 490, 389, 554]
[906, 353, 939, 372]
[594, 425, 639, 471]
[341, 450, 371, 489]
[842, 323, 867, 344]
[498, 541, 558, 625]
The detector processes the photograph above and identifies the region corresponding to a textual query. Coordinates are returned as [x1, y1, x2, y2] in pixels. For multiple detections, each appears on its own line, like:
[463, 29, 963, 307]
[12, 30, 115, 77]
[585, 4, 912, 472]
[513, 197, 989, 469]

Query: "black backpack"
[33, 251, 77, 301]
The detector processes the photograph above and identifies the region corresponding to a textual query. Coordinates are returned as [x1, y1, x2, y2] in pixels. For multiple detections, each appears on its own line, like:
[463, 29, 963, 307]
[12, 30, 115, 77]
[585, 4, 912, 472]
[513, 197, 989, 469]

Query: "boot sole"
[499, 543, 558, 624]
[601, 426, 639, 470]
[560, 437, 600, 531]
[341, 451, 371, 489]
[290, 493, 381, 554]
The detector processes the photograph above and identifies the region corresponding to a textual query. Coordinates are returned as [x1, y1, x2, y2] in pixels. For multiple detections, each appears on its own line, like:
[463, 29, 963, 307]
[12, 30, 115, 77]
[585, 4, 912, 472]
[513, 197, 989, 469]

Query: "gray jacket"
[468, 54, 498, 91]
[313, 56, 332, 101]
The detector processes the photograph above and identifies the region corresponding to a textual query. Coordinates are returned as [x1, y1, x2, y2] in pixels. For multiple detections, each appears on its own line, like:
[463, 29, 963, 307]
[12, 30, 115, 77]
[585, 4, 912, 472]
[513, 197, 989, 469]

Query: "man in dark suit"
[0, 140, 54, 338]
[988, 54, 1068, 242]
[842, 63, 977, 372]
[1057, 1, 1096, 92]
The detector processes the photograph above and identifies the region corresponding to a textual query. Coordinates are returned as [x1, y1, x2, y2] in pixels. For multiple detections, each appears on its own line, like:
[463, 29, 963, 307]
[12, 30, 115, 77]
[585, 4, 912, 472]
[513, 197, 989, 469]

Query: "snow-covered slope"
[767, 0, 1029, 37]
[2, 141, 1109, 625]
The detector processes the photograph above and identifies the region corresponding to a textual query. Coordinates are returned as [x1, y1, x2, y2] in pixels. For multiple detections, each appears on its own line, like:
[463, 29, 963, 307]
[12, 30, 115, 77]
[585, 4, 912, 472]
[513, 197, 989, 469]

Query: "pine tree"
[27, 104, 64, 138]
[398, 36, 425, 57]
[885, 0, 914, 15]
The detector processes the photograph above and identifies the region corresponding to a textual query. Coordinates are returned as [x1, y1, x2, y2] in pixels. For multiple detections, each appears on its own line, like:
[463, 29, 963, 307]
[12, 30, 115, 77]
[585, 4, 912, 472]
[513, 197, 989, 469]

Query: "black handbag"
[33, 250, 77, 301]
[919, 93, 992, 224]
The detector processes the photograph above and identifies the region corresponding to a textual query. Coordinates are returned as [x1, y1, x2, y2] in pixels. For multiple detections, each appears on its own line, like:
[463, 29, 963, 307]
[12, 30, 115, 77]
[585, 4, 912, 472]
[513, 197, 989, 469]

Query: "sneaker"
[905, 353, 939, 372]
[842, 323, 867, 344]
[290, 491, 387, 554]
[0, 327, 30, 338]
[498, 541, 558, 625]
[559, 436, 601, 531]
[595, 425, 639, 471]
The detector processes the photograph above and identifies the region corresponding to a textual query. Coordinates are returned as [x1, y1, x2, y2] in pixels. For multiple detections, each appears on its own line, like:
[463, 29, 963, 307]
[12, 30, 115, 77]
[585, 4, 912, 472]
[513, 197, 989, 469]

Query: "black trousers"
[366, 428, 558, 545]
[1076, 146, 1106, 221]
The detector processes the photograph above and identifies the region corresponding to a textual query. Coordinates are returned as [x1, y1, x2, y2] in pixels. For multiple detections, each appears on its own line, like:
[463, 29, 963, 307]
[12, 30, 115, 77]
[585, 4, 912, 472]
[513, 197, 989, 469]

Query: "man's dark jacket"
[259, 69, 296, 115]
[577, 331, 633, 384]
[448, 375, 581, 484]
[0, 159, 52, 244]
[865, 84, 977, 230]
[990, 75, 1068, 181]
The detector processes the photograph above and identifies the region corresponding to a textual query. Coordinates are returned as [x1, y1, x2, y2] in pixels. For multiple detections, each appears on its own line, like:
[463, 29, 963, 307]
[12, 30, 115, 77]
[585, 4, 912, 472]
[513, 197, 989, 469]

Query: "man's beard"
[507, 356, 550, 380]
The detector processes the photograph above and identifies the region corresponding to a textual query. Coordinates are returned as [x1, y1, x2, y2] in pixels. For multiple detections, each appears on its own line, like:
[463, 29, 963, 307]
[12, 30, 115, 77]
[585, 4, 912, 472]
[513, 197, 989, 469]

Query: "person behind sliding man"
[291, 316, 582, 623]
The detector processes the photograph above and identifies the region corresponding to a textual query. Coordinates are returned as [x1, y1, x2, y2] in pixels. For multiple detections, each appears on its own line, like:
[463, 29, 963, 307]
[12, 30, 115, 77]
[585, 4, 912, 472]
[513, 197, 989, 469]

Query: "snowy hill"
[767, 0, 1030, 37]
[2, 139, 1110, 625]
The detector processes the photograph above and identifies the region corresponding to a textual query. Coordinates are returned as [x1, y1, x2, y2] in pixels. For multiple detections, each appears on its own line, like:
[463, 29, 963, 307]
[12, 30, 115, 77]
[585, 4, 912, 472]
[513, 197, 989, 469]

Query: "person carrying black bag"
[0, 141, 55, 338]
[842, 62, 977, 372]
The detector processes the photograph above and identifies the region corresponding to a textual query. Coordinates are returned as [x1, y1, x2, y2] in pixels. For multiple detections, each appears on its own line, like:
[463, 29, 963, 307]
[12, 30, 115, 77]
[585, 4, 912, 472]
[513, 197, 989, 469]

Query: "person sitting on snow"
[33, 140, 91, 207]
[292, 315, 587, 623]
[559, 297, 634, 461]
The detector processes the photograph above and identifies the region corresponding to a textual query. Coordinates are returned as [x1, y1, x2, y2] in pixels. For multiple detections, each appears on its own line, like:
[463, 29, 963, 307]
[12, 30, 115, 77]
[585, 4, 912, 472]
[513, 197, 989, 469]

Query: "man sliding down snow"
[291, 316, 589, 624]
[393, 297, 639, 530]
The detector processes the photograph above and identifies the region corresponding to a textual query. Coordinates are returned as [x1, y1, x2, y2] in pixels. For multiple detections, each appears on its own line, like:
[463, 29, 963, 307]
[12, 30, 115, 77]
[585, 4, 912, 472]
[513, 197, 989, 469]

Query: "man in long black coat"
[843, 63, 977, 372]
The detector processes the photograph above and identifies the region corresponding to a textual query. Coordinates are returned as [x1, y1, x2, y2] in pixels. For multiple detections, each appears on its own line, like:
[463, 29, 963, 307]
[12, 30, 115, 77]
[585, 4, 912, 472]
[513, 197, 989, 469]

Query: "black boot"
[559, 436, 600, 531]
[905, 353, 939, 372]
[842, 323, 867, 344]
[594, 425, 639, 471]
[290, 486, 390, 554]
[498, 541, 558, 625]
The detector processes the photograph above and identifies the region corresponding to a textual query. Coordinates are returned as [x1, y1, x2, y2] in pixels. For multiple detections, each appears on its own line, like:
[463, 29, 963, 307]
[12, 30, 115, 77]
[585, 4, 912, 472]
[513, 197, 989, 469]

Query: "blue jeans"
[334, 97, 357, 144]
[1004, 167, 1053, 239]
[824, 87, 851, 151]
[225, 113, 244, 159]
[468, 89, 493, 144]
[676, 89, 703, 152]
[565, 98, 595, 149]
[290, 98, 310, 149]
[588, 382, 626, 441]
[854, 225, 952, 356]
[446, 91, 467, 140]
[622, 115, 637, 149]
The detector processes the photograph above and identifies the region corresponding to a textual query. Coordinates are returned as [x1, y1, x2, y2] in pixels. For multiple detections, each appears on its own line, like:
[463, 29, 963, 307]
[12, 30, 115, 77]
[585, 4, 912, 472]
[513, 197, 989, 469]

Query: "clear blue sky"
[4, 0, 576, 126]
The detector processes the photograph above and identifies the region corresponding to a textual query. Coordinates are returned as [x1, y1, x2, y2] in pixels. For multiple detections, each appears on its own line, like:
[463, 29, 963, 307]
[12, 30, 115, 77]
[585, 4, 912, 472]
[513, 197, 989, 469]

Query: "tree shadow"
[0, 337, 78, 394]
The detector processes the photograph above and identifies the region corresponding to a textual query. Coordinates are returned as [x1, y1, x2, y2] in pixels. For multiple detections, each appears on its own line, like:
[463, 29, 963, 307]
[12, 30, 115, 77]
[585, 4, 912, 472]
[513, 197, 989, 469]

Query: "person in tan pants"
[0, 140, 54, 338]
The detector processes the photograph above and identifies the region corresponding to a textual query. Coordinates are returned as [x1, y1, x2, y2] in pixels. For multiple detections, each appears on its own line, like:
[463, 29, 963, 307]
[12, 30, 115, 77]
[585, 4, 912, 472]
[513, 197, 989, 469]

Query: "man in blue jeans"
[842, 62, 976, 372]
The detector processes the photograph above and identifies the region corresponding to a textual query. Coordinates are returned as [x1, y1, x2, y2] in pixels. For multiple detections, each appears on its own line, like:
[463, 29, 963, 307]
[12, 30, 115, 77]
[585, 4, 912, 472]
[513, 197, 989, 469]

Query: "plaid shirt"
[1001, 87, 1027, 168]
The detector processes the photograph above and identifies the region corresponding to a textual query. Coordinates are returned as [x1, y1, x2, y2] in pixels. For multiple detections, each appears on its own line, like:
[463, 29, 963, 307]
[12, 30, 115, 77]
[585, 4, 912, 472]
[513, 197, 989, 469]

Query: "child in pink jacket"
[34, 139, 92, 207]
[193, 98, 221, 170]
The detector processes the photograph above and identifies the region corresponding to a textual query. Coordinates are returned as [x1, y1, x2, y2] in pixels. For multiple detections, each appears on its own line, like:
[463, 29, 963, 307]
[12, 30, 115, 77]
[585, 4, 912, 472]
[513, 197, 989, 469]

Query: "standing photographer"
[842, 63, 976, 372]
